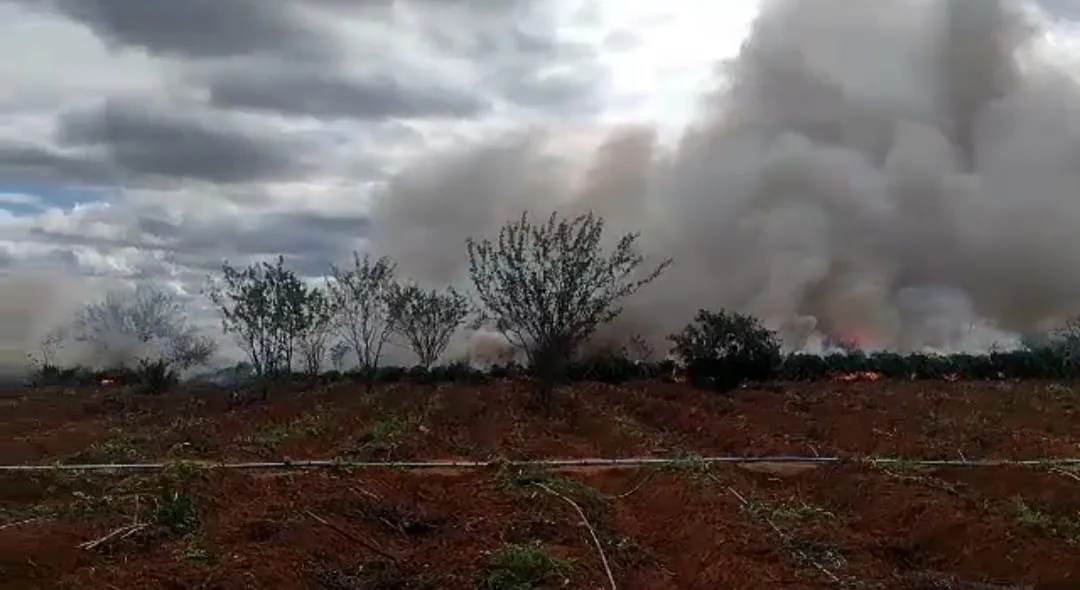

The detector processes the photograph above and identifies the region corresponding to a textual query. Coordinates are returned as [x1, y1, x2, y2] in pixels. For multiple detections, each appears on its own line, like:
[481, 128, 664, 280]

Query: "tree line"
[203, 211, 670, 406]
[28, 210, 1080, 401]
[30, 211, 671, 404]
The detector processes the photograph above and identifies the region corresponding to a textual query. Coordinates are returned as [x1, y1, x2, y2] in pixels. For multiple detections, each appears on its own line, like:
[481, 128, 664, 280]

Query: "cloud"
[204, 66, 491, 120]
[187, 0, 609, 120]
[0, 192, 42, 208]
[25, 0, 341, 61]
[55, 98, 320, 184]
[0, 140, 115, 186]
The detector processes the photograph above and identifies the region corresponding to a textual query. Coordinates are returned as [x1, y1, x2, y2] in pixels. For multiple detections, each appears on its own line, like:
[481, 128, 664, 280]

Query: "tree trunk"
[531, 341, 569, 412]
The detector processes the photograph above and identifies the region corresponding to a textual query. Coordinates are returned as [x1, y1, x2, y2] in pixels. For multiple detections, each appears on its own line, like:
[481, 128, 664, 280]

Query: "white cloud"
[591, 0, 760, 126]
[0, 4, 167, 113]
[0, 192, 42, 207]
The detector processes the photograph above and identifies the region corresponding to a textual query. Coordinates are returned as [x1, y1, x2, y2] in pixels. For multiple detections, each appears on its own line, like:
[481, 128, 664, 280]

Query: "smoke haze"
[0, 271, 116, 375]
[368, 0, 1080, 355]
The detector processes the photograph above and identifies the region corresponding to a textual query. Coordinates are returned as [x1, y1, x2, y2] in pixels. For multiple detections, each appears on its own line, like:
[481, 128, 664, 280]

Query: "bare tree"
[25, 326, 69, 385]
[388, 283, 471, 368]
[326, 253, 399, 375]
[467, 211, 671, 407]
[71, 284, 215, 385]
[296, 284, 337, 377]
[27, 326, 66, 370]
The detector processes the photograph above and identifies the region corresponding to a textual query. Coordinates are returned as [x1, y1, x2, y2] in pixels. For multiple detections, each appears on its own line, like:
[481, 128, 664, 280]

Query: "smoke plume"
[368, 0, 1080, 355]
[0, 271, 116, 376]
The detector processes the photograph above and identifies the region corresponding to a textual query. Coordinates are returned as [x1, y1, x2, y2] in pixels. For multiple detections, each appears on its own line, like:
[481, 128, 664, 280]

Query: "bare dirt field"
[2, 378, 1080, 589]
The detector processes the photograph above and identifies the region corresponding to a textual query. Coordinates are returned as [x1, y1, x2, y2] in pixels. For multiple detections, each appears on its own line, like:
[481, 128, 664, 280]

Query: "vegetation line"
[4, 455, 1080, 473]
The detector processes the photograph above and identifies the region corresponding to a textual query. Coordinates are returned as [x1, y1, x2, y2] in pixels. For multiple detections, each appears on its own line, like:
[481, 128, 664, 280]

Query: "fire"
[835, 326, 878, 351]
[832, 371, 882, 382]
[99, 378, 114, 386]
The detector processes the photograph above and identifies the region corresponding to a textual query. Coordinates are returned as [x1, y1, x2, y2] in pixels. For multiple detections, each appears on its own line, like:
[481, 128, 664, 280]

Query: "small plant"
[660, 452, 713, 479]
[162, 459, 207, 487]
[499, 467, 602, 505]
[153, 490, 199, 536]
[732, 490, 849, 581]
[340, 415, 407, 460]
[245, 423, 293, 448]
[1014, 497, 1080, 544]
[479, 540, 572, 589]
[64, 429, 149, 464]
[176, 536, 212, 562]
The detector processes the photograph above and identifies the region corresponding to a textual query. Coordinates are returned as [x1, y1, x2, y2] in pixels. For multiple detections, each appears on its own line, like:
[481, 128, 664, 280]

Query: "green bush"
[669, 309, 782, 392]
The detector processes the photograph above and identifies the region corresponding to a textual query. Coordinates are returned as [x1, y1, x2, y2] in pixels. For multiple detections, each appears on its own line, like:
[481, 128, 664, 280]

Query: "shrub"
[467, 211, 670, 408]
[669, 309, 782, 392]
[135, 358, 179, 395]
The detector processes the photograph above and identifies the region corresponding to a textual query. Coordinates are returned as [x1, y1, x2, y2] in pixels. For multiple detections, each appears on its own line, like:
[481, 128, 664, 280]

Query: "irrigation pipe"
[1, 455, 1080, 473]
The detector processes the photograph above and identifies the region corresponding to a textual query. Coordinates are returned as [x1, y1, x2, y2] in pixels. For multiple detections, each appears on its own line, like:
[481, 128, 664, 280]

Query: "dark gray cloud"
[206, 68, 491, 120]
[28, 0, 340, 61]
[155, 210, 370, 266]
[56, 99, 316, 184]
[198, 0, 602, 119]
[0, 140, 112, 185]
[6, 0, 605, 121]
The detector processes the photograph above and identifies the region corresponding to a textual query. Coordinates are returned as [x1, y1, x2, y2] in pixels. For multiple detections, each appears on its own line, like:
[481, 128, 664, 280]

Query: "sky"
[0, 0, 758, 364]
[3, 0, 1080, 370]
[0, 0, 756, 280]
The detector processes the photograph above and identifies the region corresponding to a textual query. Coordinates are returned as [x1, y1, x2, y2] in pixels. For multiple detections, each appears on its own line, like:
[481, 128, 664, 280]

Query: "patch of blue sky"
[0, 183, 116, 216]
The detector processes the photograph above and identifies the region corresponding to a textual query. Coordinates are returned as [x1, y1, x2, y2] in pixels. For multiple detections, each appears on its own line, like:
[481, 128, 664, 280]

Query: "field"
[2, 377, 1080, 589]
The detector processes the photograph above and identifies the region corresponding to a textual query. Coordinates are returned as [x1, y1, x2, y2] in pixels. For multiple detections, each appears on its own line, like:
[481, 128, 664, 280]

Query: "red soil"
[1, 378, 1079, 588]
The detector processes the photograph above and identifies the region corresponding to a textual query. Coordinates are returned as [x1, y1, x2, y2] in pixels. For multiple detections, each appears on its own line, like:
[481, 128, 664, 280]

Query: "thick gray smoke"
[368, 0, 1080, 356]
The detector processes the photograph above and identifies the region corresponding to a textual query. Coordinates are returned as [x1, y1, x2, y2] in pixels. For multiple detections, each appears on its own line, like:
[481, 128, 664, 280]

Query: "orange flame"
[99, 378, 114, 386]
